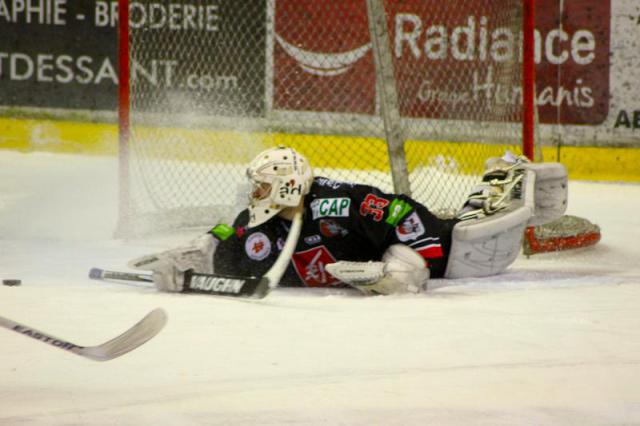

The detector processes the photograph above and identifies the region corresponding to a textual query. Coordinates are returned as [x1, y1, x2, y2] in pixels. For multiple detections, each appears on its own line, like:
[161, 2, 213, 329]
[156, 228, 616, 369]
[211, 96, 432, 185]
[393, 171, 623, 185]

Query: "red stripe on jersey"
[415, 244, 443, 259]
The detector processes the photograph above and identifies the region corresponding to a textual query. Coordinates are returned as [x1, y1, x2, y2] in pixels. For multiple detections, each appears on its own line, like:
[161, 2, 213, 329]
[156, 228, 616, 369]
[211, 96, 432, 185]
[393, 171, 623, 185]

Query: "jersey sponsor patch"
[310, 197, 351, 219]
[245, 232, 271, 261]
[319, 218, 348, 238]
[315, 177, 348, 189]
[292, 245, 340, 287]
[304, 234, 322, 245]
[210, 223, 235, 241]
[409, 237, 444, 259]
[385, 199, 412, 226]
[279, 180, 303, 198]
[395, 212, 425, 242]
[359, 193, 390, 221]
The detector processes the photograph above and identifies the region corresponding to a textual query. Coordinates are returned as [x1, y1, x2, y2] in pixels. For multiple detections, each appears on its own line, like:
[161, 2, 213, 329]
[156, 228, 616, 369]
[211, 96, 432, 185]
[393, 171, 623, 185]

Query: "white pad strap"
[325, 261, 386, 285]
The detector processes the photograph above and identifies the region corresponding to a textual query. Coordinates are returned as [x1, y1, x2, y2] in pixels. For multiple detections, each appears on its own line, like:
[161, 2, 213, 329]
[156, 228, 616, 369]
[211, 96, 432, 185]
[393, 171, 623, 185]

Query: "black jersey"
[213, 177, 458, 287]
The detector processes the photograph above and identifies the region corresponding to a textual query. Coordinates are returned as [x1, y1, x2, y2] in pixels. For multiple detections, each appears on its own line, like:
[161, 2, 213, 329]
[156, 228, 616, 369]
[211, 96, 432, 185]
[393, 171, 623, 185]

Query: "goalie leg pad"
[460, 152, 568, 227]
[445, 169, 535, 279]
[445, 209, 529, 279]
[526, 162, 568, 226]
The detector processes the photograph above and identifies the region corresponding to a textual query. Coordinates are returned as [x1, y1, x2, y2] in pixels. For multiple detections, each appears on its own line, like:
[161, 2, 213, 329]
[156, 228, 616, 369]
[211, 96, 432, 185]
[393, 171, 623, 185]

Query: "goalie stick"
[90, 267, 270, 298]
[91, 210, 304, 299]
[0, 308, 167, 362]
[89, 267, 154, 283]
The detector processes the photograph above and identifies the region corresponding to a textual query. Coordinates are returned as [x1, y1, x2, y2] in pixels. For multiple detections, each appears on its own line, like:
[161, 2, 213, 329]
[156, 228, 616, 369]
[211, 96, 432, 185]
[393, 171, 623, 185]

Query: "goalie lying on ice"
[129, 147, 568, 295]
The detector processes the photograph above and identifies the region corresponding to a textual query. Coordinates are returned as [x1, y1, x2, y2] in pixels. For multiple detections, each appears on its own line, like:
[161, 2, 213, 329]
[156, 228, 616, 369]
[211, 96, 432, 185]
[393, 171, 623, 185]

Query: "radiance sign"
[273, 0, 610, 125]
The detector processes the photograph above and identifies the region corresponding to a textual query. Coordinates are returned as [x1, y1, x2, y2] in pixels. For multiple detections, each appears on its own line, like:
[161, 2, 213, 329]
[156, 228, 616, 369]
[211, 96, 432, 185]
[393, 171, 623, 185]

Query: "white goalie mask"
[246, 146, 313, 227]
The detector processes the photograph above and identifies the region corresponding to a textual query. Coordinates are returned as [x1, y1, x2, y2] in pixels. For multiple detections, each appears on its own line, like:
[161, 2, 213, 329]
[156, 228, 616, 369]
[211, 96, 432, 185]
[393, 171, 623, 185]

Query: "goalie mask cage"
[118, 0, 537, 235]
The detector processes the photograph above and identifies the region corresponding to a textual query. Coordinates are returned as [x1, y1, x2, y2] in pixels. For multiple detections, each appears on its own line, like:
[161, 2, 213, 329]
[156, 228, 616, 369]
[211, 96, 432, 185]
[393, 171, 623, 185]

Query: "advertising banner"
[0, 2, 115, 110]
[534, 0, 610, 125]
[0, 0, 636, 145]
[273, 0, 611, 125]
[0, 0, 267, 116]
[273, 0, 375, 115]
[128, 1, 266, 116]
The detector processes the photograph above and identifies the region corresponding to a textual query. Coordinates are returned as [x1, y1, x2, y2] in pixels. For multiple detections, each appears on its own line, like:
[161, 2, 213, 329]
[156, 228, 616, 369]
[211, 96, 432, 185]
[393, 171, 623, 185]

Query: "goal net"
[118, 0, 536, 235]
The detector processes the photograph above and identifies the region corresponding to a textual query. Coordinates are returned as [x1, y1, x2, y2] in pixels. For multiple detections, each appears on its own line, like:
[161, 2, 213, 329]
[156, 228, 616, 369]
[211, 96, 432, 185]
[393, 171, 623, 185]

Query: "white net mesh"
[121, 0, 533, 234]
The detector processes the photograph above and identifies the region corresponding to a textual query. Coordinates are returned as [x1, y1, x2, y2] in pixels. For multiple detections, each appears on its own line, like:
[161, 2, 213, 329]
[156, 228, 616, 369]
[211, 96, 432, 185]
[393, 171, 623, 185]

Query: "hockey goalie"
[129, 146, 568, 295]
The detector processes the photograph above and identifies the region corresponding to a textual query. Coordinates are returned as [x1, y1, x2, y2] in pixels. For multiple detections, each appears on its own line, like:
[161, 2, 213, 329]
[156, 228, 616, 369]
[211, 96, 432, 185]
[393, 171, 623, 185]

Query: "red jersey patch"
[292, 245, 340, 287]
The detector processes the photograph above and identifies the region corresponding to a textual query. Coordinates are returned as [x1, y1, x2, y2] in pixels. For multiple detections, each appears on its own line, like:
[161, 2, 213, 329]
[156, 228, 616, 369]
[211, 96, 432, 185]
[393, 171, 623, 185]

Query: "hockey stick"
[90, 210, 304, 299]
[0, 308, 167, 361]
[89, 268, 269, 297]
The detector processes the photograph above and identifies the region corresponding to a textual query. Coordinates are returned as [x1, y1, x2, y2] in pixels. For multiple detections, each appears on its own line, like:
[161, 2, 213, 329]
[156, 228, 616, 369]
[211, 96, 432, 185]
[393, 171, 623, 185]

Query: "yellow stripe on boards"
[0, 117, 638, 182]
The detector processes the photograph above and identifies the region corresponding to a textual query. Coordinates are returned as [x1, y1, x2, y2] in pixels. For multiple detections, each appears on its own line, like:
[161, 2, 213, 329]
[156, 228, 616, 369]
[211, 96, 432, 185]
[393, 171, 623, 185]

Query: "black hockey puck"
[2, 279, 21, 286]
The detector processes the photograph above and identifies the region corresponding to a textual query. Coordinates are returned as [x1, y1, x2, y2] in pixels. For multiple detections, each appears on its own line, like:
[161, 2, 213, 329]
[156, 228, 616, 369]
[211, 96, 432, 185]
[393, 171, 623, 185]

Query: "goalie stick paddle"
[0, 308, 167, 362]
[89, 210, 304, 299]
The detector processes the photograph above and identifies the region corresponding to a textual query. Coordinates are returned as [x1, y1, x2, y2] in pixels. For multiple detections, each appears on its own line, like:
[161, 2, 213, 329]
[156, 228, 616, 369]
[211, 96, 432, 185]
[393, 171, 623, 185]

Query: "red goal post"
[117, 0, 538, 235]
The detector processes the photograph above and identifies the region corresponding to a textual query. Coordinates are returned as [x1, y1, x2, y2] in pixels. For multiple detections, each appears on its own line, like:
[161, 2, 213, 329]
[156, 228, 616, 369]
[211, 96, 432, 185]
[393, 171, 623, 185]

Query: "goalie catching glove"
[326, 244, 430, 295]
[127, 230, 221, 292]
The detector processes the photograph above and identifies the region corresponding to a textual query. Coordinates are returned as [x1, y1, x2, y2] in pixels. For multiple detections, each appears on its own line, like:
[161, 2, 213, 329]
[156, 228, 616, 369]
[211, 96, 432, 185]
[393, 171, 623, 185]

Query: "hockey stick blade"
[89, 267, 154, 283]
[0, 308, 167, 362]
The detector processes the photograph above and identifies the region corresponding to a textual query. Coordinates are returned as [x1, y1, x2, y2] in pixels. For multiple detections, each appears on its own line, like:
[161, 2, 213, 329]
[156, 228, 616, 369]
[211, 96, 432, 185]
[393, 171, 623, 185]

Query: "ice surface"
[1, 151, 639, 425]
